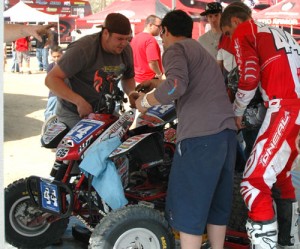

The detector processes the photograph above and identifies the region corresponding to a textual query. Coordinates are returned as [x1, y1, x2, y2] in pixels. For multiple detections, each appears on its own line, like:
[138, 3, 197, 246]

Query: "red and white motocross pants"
[241, 99, 300, 221]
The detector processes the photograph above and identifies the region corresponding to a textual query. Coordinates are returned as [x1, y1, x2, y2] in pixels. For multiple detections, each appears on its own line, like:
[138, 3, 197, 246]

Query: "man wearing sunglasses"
[136, 9, 237, 249]
[131, 15, 163, 83]
[45, 13, 138, 129]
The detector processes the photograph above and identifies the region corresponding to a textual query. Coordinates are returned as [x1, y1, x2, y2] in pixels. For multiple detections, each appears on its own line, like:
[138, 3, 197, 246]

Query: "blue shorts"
[165, 129, 237, 235]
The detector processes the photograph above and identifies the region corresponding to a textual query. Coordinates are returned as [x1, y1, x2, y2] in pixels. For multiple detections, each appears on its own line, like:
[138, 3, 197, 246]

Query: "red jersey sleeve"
[232, 20, 260, 116]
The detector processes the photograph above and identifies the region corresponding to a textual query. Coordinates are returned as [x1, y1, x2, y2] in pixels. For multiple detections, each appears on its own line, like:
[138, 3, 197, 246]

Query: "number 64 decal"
[68, 120, 104, 143]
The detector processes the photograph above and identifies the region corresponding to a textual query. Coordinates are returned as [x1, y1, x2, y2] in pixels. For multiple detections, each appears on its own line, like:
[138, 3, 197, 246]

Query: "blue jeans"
[11, 51, 19, 72]
[44, 96, 57, 120]
[36, 48, 49, 70]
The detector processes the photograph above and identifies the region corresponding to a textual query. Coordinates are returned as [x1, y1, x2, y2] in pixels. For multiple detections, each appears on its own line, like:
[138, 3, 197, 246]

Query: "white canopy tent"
[4, 1, 59, 23]
[4, 1, 60, 42]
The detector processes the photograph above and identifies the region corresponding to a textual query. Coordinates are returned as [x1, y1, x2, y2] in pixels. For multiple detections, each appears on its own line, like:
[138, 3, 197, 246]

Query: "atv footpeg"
[224, 229, 250, 249]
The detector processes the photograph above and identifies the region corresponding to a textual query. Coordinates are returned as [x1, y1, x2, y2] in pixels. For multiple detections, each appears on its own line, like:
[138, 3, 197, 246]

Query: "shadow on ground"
[4, 93, 47, 142]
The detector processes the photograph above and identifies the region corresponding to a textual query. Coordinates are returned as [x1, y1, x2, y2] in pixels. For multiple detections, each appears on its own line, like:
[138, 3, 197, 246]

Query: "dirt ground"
[3, 58, 54, 187]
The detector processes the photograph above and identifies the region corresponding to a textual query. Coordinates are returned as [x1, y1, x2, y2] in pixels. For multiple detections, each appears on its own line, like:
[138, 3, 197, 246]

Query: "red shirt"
[15, 37, 29, 52]
[232, 20, 300, 115]
[131, 32, 163, 82]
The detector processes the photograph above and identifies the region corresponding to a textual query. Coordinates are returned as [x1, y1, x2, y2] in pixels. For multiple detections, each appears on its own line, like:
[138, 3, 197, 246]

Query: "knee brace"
[275, 199, 300, 248]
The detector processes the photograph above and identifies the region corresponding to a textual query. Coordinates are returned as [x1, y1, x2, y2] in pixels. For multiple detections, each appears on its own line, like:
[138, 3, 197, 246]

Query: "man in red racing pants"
[221, 3, 300, 249]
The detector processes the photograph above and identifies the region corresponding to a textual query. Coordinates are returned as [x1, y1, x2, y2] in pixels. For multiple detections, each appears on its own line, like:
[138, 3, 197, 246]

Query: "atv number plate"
[40, 181, 60, 213]
[67, 120, 104, 144]
[148, 104, 174, 118]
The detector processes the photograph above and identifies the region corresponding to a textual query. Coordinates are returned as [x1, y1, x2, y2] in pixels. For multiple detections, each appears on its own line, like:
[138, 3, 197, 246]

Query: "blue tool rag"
[79, 136, 128, 210]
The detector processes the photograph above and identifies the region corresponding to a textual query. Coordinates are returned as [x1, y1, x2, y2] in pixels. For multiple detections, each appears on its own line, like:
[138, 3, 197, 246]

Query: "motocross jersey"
[233, 20, 300, 222]
[232, 19, 300, 116]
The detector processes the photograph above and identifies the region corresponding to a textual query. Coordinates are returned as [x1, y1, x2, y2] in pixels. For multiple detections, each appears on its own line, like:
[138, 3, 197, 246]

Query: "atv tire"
[227, 172, 248, 232]
[89, 205, 175, 249]
[5, 178, 69, 249]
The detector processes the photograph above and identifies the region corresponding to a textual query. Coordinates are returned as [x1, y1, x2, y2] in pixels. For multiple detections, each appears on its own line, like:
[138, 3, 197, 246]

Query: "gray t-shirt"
[57, 32, 134, 114]
[198, 30, 222, 59]
[154, 39, 236, 142]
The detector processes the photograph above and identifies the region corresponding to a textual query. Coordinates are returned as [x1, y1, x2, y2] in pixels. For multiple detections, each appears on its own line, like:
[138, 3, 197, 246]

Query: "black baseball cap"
[200, 2, 223, 16]
[98, 13, 131, 35]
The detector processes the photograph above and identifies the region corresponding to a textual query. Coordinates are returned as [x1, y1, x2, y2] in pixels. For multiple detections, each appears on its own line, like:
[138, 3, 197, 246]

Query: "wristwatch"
[140, 94, 152, 108]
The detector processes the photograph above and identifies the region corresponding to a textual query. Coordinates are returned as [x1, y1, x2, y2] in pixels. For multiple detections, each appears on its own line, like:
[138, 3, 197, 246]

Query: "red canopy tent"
[76, 0, 208, 39]
[160, 0, 208, 16]
[253, 0, 300, 35]
[253, 0, 300, 42]
[76, 0, 169, 34]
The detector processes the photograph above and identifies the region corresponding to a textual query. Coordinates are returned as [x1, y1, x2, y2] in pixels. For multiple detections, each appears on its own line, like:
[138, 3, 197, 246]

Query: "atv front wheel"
[89, 205, 175, 249]
[5, 178, 69, 249]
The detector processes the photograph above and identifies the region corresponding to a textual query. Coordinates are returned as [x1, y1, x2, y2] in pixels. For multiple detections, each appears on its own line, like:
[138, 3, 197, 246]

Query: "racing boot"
[246, 218, 277, 249]
[276, 199, 300, 249]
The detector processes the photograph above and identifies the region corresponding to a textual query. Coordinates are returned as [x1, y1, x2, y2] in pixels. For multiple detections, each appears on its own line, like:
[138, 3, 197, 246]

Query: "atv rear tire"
[227, 172, 248, 232]
[89, 205, 175, 249]
[5, 178, 69, 249]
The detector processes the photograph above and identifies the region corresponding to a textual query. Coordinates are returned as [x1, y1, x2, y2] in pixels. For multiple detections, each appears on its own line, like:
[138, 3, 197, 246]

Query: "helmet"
[227, 66, 239, 95]
[242, 103, 266, 130]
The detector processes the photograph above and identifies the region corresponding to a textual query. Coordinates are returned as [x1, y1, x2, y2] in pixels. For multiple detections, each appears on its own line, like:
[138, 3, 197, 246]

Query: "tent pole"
[172, 0, 176, 9]
[57, 22, 60, 45]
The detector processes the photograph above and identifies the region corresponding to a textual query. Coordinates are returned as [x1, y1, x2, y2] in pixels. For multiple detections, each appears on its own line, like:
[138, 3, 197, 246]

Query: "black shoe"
[72, 225, 91, 244]
[51, 238, 63, 245]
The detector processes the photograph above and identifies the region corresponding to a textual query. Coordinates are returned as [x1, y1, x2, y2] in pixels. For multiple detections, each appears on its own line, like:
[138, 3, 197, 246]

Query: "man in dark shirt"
[45, 13, 138, 128]
[48, 26, 59, 50]
[35, 33, 49, 71]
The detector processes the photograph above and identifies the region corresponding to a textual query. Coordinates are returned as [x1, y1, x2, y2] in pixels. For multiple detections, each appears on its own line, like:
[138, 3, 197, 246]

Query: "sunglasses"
[224, 31, 231, 36]
[152, 24, 161, 28]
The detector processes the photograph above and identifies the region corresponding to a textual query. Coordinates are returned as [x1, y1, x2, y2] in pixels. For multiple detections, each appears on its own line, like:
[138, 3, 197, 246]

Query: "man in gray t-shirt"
[136, 10, 237, 249]
[45, 13, 138, 128]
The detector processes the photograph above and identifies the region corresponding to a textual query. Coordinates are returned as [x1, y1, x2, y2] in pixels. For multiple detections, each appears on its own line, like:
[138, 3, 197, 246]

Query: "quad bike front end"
[5, 178, 70, 249]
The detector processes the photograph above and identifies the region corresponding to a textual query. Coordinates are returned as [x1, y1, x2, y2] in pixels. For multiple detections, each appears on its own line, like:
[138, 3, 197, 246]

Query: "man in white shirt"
[198, 2, 223, 59]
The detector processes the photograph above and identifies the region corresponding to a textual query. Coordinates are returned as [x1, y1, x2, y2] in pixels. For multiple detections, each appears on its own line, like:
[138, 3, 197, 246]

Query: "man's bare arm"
[121, 77, 139, 108]
[121, 77, 136, 96]
[45, 65, 93, 118]
[148, 60, 163, 78]
[4, 23, 55, 42]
